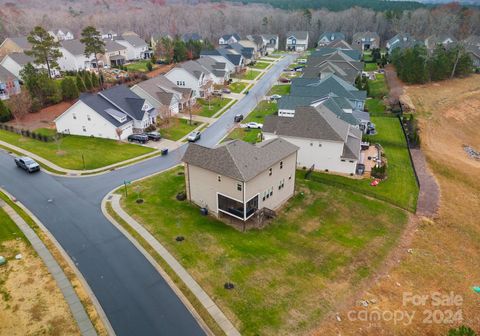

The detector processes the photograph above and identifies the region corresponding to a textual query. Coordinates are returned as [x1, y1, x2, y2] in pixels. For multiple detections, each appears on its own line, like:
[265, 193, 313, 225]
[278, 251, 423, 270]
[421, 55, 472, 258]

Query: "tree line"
[391, 44, 473, 83]
[154, 37, 214, 64]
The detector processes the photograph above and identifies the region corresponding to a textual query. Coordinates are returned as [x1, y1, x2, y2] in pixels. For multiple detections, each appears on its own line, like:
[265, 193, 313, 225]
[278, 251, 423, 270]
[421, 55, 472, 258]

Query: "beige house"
[97, 40, 128, 67]
[182, 139, 298, 221]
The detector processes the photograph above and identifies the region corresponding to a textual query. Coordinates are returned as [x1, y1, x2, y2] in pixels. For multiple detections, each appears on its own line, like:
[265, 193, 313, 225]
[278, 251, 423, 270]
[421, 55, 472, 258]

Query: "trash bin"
[161, 148, 168, 156]
[200, 208, 208, 216]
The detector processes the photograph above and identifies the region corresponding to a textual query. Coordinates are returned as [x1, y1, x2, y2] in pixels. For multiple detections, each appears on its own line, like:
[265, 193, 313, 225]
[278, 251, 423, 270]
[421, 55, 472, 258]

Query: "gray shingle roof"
[80, 92, 132, 127]
[182, 33, 202, 42]
[353, 32, 380, 41]
[104, 39, 127, 52]
[7, 52, 34, 66]
[286, 31, 309, 40]
[311, 48, 361, 61]
[121, 34, 147, 48]
[60, 39, 86, 56]
[10, 37, 31, 50]
[318, 32, 345, 43]
[221, 33, 241, 41]
[96, 85, 149, 121]
[326, 40, 352, 49]
[134, 74, 191, 105]
[182, 138, 298, 182]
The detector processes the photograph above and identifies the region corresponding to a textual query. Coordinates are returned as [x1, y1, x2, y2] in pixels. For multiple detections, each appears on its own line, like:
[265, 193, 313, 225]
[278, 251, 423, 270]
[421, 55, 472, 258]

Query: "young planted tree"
[25, 26, 62, 79]
[7, 92, 32, 127]
[61, 77, 79, 100]
[90, 71, 99, 88]
[115, 127, 123, 142]
[76, 74, 87, 92]
[83, 72, 93, 90]
[157, 36, 174, 64]
[80, 26, 105, 88]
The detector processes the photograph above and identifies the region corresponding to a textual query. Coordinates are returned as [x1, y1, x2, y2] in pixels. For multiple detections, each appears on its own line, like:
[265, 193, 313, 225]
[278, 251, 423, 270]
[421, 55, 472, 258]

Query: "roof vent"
[105, 108, 127, 123]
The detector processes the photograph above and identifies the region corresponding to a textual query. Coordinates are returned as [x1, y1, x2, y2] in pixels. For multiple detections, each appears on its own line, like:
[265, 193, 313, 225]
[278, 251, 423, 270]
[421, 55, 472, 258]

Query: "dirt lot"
[7, 102, 73, 131]
[313, 75, 480, 335]
[0, 240, 80, 336]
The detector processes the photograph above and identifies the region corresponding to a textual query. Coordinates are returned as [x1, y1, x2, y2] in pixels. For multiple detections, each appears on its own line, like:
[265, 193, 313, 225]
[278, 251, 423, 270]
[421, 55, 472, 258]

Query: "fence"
[0, 123, 62, 143]
[397, 115, 420, 188]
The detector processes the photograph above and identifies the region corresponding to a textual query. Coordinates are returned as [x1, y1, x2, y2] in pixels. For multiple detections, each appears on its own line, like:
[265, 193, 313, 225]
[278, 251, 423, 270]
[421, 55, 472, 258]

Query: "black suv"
[234, 114, 244, 122]
[128, 134, 149, 144]
[146, 131, 161, 141]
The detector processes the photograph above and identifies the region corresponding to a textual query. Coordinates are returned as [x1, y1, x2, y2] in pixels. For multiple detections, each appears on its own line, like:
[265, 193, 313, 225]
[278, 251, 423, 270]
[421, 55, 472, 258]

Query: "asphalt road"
[0, 54, 295, 336]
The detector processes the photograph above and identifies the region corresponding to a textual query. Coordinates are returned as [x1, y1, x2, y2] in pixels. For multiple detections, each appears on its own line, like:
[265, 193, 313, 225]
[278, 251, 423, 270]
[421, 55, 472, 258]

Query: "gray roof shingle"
[0, 65, 17, 82]
[7, 52, 34, 66]
[286, 31, 309, 40]
[96, 85, 149, 121]
[60, 39, 86, 56]
[182, 138, 298, 182]
[10, 37, 31, 50]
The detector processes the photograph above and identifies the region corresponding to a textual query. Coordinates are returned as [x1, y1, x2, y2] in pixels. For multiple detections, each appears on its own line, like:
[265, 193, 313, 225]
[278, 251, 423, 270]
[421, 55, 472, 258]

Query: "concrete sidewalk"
[1, 202, 97, 336]
[107, 194, 241, 336]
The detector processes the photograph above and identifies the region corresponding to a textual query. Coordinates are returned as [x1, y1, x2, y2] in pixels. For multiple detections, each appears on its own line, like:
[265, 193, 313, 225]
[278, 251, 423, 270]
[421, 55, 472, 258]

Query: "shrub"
[371, 164, 387, 179]
[83, 72, 93, 90]
[61, 77, 80, 100]
[0, 99, 12, 122]
[91, 72, 99, 88]
[76, 75, 87, 92]
[146, 61, 153, 71]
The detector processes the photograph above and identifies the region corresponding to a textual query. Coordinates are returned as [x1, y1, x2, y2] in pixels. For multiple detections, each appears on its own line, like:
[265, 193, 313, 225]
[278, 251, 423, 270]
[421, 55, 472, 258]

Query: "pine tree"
[61, 77, 79, 100]
[76, 74, 86, 92]
[90, 72, 99, 88]
[83, 72, 93, 90]
[25, 26, 63, 79]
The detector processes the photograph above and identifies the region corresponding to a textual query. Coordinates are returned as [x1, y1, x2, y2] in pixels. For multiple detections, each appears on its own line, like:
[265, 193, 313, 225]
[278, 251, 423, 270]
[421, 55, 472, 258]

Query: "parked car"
[246, 122, 263, 129]
[234, 114, 244, 122]
[279, 77, 291, 83]
[222, 88, 231, 94]
[187, 131, 201, 142]
[146, 131, 161, 141]
[128, 134, 149, 144]
[270, 94, 282, 101]
[297, 58, 307, 64]
[212, 90, 223, 97]
[14, 156, 40, 173]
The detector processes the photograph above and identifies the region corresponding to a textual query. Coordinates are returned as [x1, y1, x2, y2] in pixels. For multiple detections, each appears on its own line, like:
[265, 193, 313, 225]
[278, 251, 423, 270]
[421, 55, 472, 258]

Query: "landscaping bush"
[146, 61, 153, 71]
[61, 77, 80, 100]
[0, 99, 12, 122]
[371, 164, 387, 179]
[91, 72, 99, 88]
[83, 72, 93, 90]
[76, 74, 87, 92]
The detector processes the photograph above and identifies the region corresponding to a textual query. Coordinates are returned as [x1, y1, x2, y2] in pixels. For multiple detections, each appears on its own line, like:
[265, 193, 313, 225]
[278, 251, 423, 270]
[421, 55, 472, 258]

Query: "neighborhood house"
[286, 31, 309, 51]
[55, 85, 157, 140]
[182, 139, 298, 221]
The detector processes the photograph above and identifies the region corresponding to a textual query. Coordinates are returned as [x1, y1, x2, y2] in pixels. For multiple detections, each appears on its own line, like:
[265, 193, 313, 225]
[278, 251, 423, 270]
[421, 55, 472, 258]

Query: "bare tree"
[115, 127, 123, 142]
[7, 92, 32, 128]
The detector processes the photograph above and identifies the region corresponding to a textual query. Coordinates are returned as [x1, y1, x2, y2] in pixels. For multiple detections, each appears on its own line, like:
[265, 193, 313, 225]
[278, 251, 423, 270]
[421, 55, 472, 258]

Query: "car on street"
[14, 156, 40, 173]
[127, 134, 149, 144]
[187, 131, 201, 142]
[234, 114, 244, 122]
[246, 122, 263, 129]
[146, 131, 162, 141]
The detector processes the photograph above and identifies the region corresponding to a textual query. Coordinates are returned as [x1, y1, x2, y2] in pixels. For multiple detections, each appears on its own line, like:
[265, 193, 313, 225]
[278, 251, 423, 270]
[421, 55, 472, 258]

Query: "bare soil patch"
[312, 75, 480, 335]
[7, 101, 74, 131]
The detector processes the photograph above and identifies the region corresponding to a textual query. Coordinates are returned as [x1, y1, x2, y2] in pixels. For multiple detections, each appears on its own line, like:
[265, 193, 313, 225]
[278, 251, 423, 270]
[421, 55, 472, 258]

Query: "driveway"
[0, 54, 296, 336]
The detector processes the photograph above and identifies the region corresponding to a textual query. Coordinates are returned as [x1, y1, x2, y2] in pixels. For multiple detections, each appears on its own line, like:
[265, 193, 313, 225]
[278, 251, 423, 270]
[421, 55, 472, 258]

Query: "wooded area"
[0, 1, 478, 48]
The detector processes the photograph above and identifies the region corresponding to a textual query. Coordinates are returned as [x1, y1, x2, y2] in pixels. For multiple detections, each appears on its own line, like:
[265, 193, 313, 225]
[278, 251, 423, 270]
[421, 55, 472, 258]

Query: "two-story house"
[116, 33, 151, 60]
[165, 61, 213, 98]
[285, 31, 309, 51]
[57, 40, 95, 72]
[352, 32, 380, 51]
[263, 105, 362, 175]
[219, 33, 241, 46]
[130, 74, 195, 116]
[0, 65, 20, 100]
[98, 40, 128, 68]
[182, 138, 299, 222]
[55, 85, 157, 140]
[318, 32, 346, 47]
[200, 48, 245, 74]
[260, 34, 279, 53]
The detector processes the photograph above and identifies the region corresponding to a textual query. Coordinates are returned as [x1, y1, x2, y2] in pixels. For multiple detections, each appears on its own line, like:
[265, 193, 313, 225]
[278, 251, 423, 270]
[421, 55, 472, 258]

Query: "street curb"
[100, 191, 216, 336]
[0, 188, 116, 336]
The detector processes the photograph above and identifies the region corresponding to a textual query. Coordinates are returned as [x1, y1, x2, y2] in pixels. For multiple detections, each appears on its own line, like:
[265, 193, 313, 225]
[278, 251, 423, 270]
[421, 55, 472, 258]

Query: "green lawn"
[197, 98, 232, 118]
[368, 73, 389, 99]
[365, 98, 387, 114]
[268, 85, 290, 96]
[159, 119, 200, 141]
[249, 61, 270, 70]
[259, 58, 274, 62]
[244, 101, 278, 123]
[0, 130, 155, 170]
[364, 62, 378, 71]
[288, 63, 300, 69]
[309, 116, 419, 212]
[0, 207, 24, 243]
[34, 128, 57, 137]
[120, 167, 408, 335]
[228, 82, 248, 93]
[232, 70, 261, 81]
[224, 128, 261, 143]
[125, 60, 153, 72]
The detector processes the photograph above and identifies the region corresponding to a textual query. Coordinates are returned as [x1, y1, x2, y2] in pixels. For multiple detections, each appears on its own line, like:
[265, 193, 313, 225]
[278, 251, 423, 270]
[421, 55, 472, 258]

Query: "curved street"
[0, 55, 295, 336]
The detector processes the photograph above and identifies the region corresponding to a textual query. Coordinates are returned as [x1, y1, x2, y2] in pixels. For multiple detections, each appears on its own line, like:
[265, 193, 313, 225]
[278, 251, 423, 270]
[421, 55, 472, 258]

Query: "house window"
[73, 113, 77, 120]
[310, 143, 313, 146]
[280, 161, 283, 169]
[262, 192, 266, 201]
[349, 160, 354, 163]
[237, 183, 242, 191]
[289, 175, 292, 180]
[82, 126, 86, 132]
[270, 187, 273, 197]
[269, 168, 272, 176]
[318, 144, 322, 147]
[217, 175, 221, 182]
[341, 159, 346, 162]
[87, 115, 91, 121]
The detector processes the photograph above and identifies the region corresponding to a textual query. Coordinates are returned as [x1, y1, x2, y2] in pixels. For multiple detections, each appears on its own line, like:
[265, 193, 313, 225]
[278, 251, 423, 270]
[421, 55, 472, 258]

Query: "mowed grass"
[309, 116, 419, 212]
[159, 119, 200, 141]
[249, 61, 270, 70]
[224, 128, 261, 143]
[196, 98, 232, 118]
[0, 129, 154, 170]
[228, 81, 248, 93]
[365, 98, 387, 114]
[232, 69, 261, 81]
[268, 85, 290, 96]
[369, 73, 389, 98]
[120, 167, 408, 335]
[125, 60, 153, 72]
[364, 62, 378, 71]
[0, 207, 24, 243]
